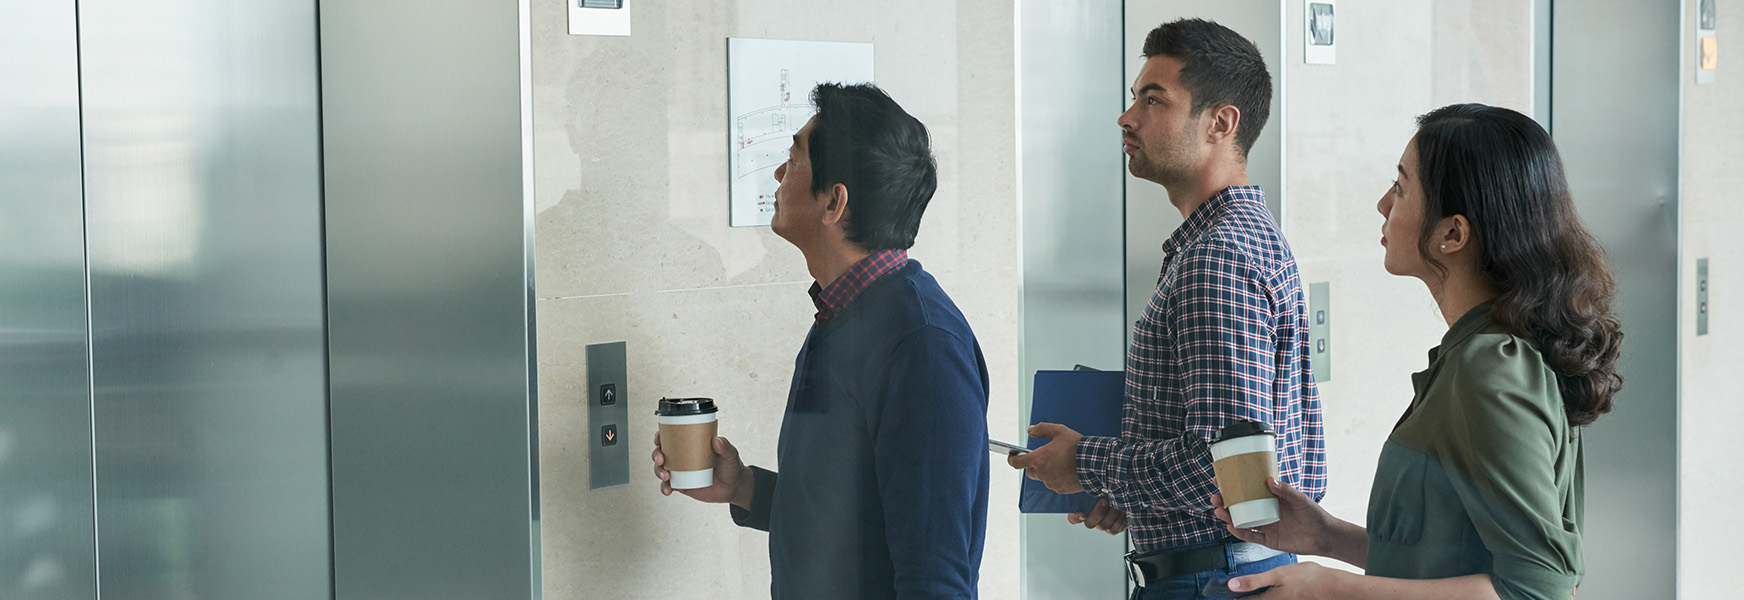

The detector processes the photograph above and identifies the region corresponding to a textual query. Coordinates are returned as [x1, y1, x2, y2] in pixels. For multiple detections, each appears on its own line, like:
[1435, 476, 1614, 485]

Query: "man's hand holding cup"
[653, 432, 753, 508]
[651, 397, 754, 509]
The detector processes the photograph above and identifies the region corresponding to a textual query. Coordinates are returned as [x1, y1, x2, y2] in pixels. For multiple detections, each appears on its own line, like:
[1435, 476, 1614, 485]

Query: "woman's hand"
[1226, 561, 1345, 600]
[1211, 477, 1350, 559]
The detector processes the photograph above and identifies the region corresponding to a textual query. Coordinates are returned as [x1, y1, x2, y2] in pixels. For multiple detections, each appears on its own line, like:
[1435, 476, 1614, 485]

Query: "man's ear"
[821, 183, 850, 226]
[1206, 105, 1243, 148]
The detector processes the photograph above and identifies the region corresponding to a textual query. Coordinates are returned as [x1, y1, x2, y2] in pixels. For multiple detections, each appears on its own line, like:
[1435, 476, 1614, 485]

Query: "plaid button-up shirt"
[1076, 186, 1326, 553]
[809, 249, 909, 324]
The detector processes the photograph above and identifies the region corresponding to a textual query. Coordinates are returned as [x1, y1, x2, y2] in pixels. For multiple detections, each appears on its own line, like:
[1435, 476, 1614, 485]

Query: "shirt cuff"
[1491, 560, 1582, 600]
[728, 466, 778, 532]
[1075, 435, 1118, 496]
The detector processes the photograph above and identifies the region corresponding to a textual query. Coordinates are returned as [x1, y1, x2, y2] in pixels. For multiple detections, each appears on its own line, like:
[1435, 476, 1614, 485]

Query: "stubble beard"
[1128, 145, 1195, 189]
[1130, 115, 1206, 189]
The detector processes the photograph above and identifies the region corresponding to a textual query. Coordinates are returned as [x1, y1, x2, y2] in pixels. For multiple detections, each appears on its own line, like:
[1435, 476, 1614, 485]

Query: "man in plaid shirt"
[1009, 19, 1325, 599]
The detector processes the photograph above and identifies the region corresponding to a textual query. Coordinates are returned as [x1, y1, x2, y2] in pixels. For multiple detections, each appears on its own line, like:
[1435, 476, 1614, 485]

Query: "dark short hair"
[1412, 103, 1624, 426]
[807, 82, 938, 251]
[1141, 19, 1272, 159]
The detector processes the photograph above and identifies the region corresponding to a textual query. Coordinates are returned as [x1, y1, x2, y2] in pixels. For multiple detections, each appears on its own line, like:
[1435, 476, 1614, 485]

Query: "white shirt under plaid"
[1076, 185, 1327, 553]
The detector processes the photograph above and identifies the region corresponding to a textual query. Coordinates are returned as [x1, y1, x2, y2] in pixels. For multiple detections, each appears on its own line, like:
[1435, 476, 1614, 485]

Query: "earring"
[1441, 245, 1447, 250]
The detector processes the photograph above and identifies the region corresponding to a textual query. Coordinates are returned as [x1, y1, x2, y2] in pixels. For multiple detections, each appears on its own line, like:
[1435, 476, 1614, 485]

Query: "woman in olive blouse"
[1210, 104, 1624, 600]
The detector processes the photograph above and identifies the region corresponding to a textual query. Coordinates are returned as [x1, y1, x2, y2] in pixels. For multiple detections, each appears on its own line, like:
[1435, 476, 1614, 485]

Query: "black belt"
[1125, 540, 1230, 585]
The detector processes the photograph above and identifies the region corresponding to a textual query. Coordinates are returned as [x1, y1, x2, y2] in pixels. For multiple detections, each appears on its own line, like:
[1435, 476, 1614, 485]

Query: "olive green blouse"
[1365, 302, 1584, 600]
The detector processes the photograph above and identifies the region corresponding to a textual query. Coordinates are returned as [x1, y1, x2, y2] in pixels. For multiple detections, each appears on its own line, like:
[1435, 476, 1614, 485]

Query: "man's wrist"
[1073, 436, 1111, 494]
[728, 465, 756, 509]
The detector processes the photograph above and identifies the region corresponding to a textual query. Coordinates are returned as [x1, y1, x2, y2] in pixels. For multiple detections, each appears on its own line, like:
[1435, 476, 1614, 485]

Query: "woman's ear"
[1437, 215, 1474, 255]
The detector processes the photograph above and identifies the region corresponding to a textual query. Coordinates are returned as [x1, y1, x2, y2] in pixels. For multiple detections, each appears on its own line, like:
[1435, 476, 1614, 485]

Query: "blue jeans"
[1133, 545, 1296, 600]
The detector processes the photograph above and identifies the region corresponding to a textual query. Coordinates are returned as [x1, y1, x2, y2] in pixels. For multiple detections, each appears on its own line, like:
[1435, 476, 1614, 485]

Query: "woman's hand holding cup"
[1211, 477, 1335, 557]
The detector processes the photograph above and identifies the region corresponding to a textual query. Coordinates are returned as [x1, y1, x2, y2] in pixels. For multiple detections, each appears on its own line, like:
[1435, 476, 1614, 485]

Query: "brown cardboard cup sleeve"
[660, 420, 718, 472]
[1212, 451, 1280, 505]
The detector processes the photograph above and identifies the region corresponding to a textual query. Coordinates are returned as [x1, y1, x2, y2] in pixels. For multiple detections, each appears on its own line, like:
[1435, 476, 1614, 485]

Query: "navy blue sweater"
[731, 261, 990, 599]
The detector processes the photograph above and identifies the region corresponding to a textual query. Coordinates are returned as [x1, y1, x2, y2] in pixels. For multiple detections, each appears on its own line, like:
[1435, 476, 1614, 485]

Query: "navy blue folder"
[1019, 369, 1125, 513]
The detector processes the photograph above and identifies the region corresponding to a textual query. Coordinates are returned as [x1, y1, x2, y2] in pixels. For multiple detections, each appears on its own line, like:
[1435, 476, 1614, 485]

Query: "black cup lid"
[656, 397, 717, 416]
[1211, 420, 1273, 443]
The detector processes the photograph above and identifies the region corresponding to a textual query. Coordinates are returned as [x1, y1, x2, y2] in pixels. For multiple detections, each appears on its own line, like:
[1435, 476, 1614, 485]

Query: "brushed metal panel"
[1549, 1, 1680, 597]
[1308, 281, 1330, 382]
[1017, 1, 1129, 598]
[1532, 0, 1553, 130]
[76, 0, 332, 598]
[587, 342, 628, 490]
[1123, 0, 1286, 333]
[1697, 257, 1708, 336]
[0, 2, 98, 598]
[320, 0, 539, 597]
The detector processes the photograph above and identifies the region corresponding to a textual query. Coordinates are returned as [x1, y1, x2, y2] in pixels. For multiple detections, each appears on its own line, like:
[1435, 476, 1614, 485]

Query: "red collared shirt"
[808, 249, 909, 325]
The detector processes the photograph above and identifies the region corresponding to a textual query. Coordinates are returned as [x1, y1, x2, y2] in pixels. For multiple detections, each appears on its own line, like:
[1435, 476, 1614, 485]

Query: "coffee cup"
[656, 397, 719, 490]
[1209, 421, 1280, 528]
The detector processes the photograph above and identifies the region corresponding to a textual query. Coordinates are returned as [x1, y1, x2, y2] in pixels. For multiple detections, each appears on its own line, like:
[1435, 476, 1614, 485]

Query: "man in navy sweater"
[651, 82, 991, 599]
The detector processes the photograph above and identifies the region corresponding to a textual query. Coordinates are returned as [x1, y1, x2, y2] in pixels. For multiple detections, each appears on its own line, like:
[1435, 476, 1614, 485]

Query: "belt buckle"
[1122, 549, 1154, 588]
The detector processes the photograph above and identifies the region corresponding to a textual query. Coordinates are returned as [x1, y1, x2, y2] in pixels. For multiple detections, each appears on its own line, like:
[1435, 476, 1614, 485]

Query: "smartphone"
[989, 439, 1031, 456]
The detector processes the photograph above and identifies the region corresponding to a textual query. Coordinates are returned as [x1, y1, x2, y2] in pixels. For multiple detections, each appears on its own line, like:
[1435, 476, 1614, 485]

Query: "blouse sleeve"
[1439, 334, 1584, 600]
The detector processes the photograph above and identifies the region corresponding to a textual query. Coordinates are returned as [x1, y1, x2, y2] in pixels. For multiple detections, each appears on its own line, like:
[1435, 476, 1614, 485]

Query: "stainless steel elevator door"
[1549, 1, 1680, 597]
[1019, 1, 1130, 597]
[76, 0, 333, 598]
[320, 0, 539, 598]
[0, 2, 98, 598]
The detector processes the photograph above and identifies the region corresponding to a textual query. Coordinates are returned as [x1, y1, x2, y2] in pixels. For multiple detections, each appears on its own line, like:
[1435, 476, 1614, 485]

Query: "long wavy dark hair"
[1412, 103, 1623, 426]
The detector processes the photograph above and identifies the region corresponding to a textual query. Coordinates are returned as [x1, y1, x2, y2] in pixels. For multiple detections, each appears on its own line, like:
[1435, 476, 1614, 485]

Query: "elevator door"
[0, 2, 98, 597]
[1019, 1, 1129, 597]
[1548, 1, 1680, 598]
[77, 0, 333, 597]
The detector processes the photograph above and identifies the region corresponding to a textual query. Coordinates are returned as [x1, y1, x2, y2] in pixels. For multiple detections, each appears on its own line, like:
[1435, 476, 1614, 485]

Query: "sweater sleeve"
[728, 466, 779, 532]
[873, 326, 990, 600]
[1442, 337, 1583, 600]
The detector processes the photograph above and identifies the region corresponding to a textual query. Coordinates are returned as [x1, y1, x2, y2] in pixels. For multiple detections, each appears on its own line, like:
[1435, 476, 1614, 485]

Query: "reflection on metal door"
[2, 1, 539, 598]
[1019, 0, 1128, 597]
[3, 0, 332, 597]
[77, 0, 333, 597]
[0, 2, 97, 598]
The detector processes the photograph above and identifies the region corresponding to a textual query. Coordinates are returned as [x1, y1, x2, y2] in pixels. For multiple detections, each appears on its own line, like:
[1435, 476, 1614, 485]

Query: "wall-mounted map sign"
[726, 38, 875, 227]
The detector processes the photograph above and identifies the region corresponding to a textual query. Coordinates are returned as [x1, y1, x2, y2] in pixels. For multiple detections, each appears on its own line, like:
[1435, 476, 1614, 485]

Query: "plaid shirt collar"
[1161, 185, 1267, 256]
[809, 249, 909, 325]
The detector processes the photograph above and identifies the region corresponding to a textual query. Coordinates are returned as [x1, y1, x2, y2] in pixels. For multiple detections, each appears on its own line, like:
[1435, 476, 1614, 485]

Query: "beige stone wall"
[1680, 0, 1744, 596]
[527, 0, 1578, 595]
[1282, 0, 1536, 568]
[530, 2, 1020, 598]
